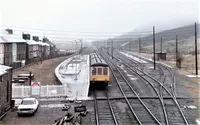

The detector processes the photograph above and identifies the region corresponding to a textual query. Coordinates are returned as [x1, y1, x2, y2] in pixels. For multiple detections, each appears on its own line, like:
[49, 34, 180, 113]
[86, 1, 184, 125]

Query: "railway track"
[114, 51, 189, 125]
[119, 51, 176, 97]
[93, 90, 118, 125]
[100, 51, 163, 125]
[156, 64, 177, 97]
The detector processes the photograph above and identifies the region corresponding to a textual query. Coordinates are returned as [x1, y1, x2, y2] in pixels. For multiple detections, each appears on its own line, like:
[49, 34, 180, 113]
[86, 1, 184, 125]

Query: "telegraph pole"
[176, 35, 178, 67]
[195, 22, 198, 75]
[75, 40, 77, 53]
[29, 71, 32, 86]
[161, 37, 163, 53]
[153, 26, 156, 70]
[139, 37, 141, 53]
[80, 39, 82, 51]
[111, 39, 113, 59]
[107, 40, 108, 54]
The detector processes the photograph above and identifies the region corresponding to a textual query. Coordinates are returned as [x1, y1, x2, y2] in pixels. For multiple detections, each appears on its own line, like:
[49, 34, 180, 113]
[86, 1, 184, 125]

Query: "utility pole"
[75, 62, 77, 80]
[153, 26, 156, 70]
[195, 22, 198, 75]
[107, 40, 108, 54]
[29, 71, 32, 86]
[176, 35, 178, 67]
[161, 37, 162, 53]
[75, 40, 77, 53]
[80, 39, 82, 51]
[139, 37, 141, 53]
[111, 39, 113, 59]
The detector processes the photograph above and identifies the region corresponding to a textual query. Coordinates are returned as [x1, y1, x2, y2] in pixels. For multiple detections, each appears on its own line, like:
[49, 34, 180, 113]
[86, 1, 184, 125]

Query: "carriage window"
[103, 67, 108, 75]
[92, 67, 96, 75]
[98, 68, 102, 75]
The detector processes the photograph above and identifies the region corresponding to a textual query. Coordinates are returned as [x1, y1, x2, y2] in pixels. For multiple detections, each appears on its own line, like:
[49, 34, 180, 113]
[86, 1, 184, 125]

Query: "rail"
[116, 51, 188, 125]
[100, 50, 163, 125]
[93, 91, 119, 125]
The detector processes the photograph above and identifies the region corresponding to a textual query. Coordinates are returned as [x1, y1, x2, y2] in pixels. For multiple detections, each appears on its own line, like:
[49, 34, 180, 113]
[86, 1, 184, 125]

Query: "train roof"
[90, 53, 108, 66]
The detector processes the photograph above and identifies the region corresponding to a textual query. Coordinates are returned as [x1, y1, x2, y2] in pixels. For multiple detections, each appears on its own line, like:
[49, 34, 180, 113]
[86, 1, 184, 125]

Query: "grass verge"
[0, 120, 4, 125]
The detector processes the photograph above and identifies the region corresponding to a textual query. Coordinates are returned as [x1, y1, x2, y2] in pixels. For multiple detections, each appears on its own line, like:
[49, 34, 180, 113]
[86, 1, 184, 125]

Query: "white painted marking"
[130, 78, 138, 80]
[187, 75, 200, 78]
[127, 74, 133, 77]
[184, 105, 197, 109]
[108, 84, 112, 87]
[40, 104, 64, 108]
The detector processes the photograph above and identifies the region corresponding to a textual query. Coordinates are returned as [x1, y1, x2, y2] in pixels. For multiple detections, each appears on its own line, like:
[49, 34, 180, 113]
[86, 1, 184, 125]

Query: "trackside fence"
[12, 84, 79, 99]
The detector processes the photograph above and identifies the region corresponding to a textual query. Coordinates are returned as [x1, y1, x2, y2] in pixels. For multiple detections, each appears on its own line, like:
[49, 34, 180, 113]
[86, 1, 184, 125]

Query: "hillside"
[117, 23, 199, 54]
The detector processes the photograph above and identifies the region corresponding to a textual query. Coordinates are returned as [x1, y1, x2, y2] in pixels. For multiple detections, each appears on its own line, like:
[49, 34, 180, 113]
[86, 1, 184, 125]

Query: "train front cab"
[90, 66, 110, 89]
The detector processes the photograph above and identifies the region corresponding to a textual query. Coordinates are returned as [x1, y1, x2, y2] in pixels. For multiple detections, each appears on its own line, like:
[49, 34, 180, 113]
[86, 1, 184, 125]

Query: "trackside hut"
[0, 64, 12, 119]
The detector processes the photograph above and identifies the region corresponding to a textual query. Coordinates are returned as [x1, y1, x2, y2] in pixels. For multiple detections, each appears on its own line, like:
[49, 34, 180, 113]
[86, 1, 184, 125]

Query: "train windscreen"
[103, 67, 108, 75]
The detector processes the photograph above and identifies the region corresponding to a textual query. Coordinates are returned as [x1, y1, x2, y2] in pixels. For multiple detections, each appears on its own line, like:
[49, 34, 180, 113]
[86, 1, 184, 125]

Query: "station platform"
[55, 55, 90, 100]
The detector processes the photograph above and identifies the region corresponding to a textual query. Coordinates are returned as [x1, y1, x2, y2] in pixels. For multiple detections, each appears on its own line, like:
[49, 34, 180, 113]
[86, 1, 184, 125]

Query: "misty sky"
[0, 0, 199, 42]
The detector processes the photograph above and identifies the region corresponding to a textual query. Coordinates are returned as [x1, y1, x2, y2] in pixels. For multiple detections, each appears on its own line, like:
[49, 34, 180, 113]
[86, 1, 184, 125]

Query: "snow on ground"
[185, 105, 197, 109]
[119, 51, 148, 63]
[196, 118, 200, 125]
[187, 75, 200, 78]
[120, 41, 129, 47]
[121, 51, 172, 68]
[55, 55, 90, 100]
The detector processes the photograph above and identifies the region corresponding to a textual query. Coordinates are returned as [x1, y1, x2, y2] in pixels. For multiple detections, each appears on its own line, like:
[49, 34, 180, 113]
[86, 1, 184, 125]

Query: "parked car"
[17, 98, 39, 116]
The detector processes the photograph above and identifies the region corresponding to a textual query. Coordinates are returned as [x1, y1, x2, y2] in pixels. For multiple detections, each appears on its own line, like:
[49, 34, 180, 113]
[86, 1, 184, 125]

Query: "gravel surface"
[3, 98, 198, 125]
[13, 56, 72, 85]
[3, 100, 91, 125]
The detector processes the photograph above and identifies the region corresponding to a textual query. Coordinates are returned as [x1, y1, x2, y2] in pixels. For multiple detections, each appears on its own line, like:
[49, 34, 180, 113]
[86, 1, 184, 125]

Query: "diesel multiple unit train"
[90, 53, 110, 88]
